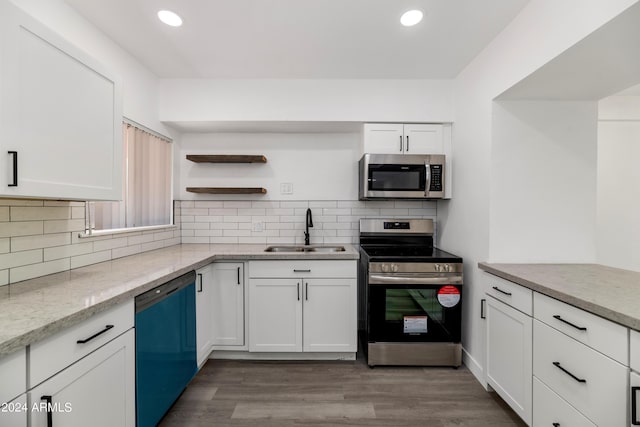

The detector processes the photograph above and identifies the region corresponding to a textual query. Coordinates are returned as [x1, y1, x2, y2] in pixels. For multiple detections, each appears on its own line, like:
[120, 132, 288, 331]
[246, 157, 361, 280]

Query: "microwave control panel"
[429, 165, 443, 192]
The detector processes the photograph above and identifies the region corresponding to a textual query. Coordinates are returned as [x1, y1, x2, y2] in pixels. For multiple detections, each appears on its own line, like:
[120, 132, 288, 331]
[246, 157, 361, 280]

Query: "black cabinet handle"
[399, 135, 403, 152]
[297, 282, 300, 301]
[293, 269, 311, 273]
[237, 267, 241, 285]
[41, 395, 53, 427]
[632, 386, 640, 425]
[480, 298, 486, 319]
[492, 286, 512, 296]
[76, 324, 114, 344]
[406, 135, 410, 152]
[305, 282, 308, 301]
[8, 151, 18, 187]
[552, 423, 560, 427]
[553, 361, 586, 383]
[552, 315, 587, 331]
[197, 273, 203, 292]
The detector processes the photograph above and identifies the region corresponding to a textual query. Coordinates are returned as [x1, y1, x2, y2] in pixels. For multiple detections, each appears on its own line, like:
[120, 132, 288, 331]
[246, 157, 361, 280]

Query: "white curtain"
[93, 123, 172, 230]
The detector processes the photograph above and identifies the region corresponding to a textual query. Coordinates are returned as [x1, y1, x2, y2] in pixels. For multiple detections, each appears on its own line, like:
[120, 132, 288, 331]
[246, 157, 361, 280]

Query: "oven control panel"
[370, 262, 463, 274]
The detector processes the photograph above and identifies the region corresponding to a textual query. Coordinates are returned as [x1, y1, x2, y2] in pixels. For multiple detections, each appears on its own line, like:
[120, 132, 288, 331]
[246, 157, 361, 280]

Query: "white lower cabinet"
[533, 377, 596, 427]
[485, 295, 532, 425]
[533, 319, 627, 427]
[196, 264, 214, 366]
[30, 328, 135, 427]
[248, 260, 357, 353]
[211, 263, 245, 347]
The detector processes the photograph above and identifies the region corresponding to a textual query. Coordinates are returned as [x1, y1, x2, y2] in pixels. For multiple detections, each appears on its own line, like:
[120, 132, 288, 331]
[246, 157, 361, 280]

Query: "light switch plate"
[280, 182, 293, 194]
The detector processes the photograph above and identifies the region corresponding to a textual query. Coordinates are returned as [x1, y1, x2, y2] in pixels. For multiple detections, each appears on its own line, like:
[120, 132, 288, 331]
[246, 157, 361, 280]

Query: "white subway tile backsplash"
[0, 249, 43, 269]
[210, 236, 238, 244]
[337, 201, 361, 208]
[194, 229, 223, 237]
[309, 201, 337, 208]
[0, 207, 9, 222]
[70, 251, 112, 269]
[12, 233, 71, 252]
[211, 222, 238, 230]
[194, 201, 224, 208]
[224, 215, 251, 223]
[280, 201, 309, 208]
[223, 230, 251, 237]
[322, 208, 351, 216]
[141, 240, 165, 253]
[209, 208, 238, 216]
[44, 243, 94, 261]
[112, 245, 142, 259]
[93, 237, 129, 252]
[238, 237, 267, 244]
[381, 209, 408, 216]
[11, 258, 70, 283]
[223, 201, 252, 208]
[0, 199, 43, 207]
[11, 207, 71, 221]
[181, 229, 195, 237]
[181, 222, 210, 230]
[0, 238, 9, 254]
[0, 269, 7, 286]
[265, 208, 295, 216]
[266, 222, 294, 230]
[0, 221, 44, 238]
[43, 219, 85, 234]
[193, 215, 223, 223]
[179, 201, 195, 208]
[252, 201, 280, 208]
[181, 208, 209, 216]
[182, 236, 210, 244]
[238, 208, 266, 216]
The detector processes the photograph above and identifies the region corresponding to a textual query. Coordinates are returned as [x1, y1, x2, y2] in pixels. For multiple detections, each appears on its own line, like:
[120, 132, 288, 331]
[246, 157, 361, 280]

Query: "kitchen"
[1, 0, 640, 426]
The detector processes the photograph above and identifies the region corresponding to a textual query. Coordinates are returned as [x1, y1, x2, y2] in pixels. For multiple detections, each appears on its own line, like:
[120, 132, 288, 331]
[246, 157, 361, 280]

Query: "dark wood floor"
[159, 357, 526, 427]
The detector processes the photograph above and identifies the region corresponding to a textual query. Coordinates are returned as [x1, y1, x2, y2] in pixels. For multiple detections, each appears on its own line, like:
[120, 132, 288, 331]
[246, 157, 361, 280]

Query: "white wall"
[490, 101, 598, 262]
[10, 0, 170, 136]
[438, 0, 638, 385]
[159, 79, 454, 123]
[177, 132, 361, 200]
[597, 94, 640, 271]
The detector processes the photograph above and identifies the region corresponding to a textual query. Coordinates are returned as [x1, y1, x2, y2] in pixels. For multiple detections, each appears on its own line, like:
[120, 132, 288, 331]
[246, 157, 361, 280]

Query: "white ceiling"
[64, 0, 529, 79]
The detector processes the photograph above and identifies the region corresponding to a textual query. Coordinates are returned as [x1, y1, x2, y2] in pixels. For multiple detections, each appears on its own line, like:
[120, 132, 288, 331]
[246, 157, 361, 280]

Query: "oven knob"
[434, 264, 441, 272]
[391, 264, 399, 272]
[381, 264, 389, 272]
[444, 264, 452, 272]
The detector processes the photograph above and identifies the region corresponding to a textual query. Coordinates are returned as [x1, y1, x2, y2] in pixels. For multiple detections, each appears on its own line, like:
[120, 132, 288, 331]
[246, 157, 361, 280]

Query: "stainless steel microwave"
[359, 153, 445, 200]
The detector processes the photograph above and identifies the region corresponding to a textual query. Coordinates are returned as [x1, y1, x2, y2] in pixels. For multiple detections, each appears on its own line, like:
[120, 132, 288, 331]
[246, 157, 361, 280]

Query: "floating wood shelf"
[186, 154, 267, 163]
[186, 187, 267, 195]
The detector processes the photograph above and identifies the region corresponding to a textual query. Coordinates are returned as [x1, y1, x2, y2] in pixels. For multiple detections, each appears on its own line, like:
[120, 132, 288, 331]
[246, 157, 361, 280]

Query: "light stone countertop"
[0, 243, 360, 356]
[479, 263, 640, 330]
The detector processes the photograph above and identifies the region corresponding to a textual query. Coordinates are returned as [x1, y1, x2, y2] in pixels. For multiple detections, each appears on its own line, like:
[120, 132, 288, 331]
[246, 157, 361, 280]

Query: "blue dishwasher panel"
[136, 281, 196, 427]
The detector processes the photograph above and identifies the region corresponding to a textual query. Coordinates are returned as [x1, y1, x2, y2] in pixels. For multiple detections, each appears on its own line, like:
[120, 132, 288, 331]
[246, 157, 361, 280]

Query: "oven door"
[367, 275, 462, 343]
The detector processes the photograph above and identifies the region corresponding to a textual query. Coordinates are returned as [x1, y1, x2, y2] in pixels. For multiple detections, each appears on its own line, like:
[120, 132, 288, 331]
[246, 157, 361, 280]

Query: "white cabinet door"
[486, 296, 532, 426]
[249, 278, 302, 352]
[403, 124, 444, 154]
[195, 264, 213, 366]
[363, 123, 404, 154]
[212, 263, 244, 347]
[302, 278, 357, 352]
[30, 329, 135, 427]
[0, 394, 27, 427]
[0, 1, 122, 201]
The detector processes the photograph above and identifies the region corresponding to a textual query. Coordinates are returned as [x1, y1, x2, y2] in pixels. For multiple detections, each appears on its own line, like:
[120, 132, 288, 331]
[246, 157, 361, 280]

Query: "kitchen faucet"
[304, 208, 313, 245]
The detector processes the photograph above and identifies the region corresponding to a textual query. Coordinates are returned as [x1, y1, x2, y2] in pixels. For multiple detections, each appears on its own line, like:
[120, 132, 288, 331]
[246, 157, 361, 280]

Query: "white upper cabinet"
[363, 123, 447, 155]
[0, 0, 122, 201]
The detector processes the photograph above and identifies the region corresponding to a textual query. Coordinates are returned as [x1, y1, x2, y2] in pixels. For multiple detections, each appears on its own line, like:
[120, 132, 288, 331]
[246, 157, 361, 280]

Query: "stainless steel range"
[358, 218, 463, 367]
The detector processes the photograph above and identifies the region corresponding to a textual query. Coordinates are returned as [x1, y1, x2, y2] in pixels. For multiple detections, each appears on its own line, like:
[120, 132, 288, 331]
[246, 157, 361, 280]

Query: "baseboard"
[210, 351, 357, 361]
[462, 348, 488, 390]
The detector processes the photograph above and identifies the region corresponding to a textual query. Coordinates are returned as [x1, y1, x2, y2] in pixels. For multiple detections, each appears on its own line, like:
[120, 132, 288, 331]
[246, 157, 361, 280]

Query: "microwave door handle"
[425, 163, 431, 196]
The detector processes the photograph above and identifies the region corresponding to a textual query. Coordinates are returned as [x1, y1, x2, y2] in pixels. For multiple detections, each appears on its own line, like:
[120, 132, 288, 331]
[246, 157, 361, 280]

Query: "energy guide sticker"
[404, 316, 427, 334]
[437, 286, 461, 308]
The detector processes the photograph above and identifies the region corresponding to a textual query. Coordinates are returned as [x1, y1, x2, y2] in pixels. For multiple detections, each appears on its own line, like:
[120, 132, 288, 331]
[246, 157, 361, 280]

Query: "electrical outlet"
[280, 182, 293, 195]
[252, 222, 265, 232]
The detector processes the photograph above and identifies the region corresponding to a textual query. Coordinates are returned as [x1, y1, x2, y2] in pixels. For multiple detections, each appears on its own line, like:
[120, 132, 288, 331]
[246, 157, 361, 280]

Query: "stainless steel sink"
[264, 245, 346, 253]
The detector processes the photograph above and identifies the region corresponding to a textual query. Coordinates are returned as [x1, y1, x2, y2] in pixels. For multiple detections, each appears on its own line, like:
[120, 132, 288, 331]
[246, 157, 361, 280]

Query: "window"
[86, 121, 173, 233]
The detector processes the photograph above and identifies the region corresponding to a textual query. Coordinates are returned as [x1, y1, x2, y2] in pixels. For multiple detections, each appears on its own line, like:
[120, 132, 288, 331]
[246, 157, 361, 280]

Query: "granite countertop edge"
[478, 262, 640, 331]
[0, 243, 360, 356]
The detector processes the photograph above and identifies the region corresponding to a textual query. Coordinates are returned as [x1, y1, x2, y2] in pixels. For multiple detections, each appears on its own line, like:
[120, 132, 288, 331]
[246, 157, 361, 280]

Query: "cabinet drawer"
[533, 377, 596, 427]
[484, 272, 532, 315]
[631, 330, 640, 372]
[533, 320, 627, 427]
[0, 349, 26, 405]
[249, 260, 356, 279]
[534, 292, 628, 364]
[30, 300, 134, 387]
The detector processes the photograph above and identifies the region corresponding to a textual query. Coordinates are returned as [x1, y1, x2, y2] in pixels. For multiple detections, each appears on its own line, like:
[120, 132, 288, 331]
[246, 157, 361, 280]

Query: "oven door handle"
[368, 274, 463, 285]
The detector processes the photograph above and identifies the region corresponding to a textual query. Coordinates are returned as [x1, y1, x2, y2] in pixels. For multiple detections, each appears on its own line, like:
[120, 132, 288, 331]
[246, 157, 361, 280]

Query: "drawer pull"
[492, 286, 512, 296]
[480, 298, 486, 319]
[553, 361, 586, 383]
[76, 324, 114, 344]
[552, 315, 587, 331]
[552, 423, 560, 427]
[41, 395, 53, 427]
[632, 386, 640, 425]
[237, 267, 241, 285]
[297, 282, 300, 301]
[197, 273, 203, 292]
[294, 269, 311, 273]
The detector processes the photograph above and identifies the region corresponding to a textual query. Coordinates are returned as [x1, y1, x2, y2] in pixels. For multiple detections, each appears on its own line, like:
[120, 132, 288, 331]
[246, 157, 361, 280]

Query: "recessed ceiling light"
[400, 10, 423, 27]
[158, 10, 183, 27]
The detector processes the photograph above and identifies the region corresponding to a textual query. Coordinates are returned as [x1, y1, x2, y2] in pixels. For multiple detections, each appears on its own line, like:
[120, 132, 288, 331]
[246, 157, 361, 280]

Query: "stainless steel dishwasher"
[135, 271, 197, 427]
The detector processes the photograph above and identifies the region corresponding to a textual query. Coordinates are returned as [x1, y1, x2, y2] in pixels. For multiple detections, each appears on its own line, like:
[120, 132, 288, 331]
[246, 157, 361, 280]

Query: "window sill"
[78, 224, 177, 239]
